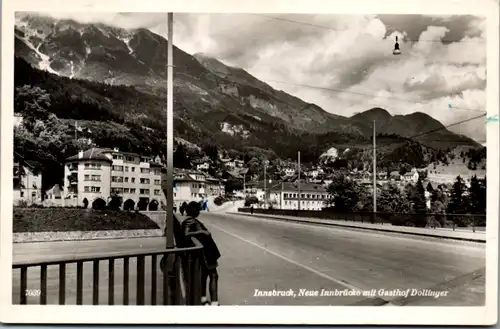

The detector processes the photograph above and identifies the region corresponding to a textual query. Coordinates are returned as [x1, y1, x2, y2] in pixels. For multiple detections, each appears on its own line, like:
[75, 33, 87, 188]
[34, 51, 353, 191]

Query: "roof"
[46, 184, 63, 196]
[149, 162, 163, 168]
[65, 148, 113, 163]
[404, 172, 416, 177]
[281, 181, 327, 193]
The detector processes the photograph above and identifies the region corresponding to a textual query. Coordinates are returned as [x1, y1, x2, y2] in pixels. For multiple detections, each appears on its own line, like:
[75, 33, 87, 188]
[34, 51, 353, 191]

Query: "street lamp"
[393, 36, 401, 55]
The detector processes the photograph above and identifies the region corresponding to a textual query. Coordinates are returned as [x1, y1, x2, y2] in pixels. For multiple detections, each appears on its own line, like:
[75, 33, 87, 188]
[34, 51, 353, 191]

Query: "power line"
[264, 78, 486, 114]
[362, 113, 487, 154]
[252, 14, 485, 44]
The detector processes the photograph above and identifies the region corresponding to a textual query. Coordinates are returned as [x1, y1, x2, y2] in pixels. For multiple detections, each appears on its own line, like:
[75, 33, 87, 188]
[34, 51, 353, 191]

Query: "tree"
[15, 85, 51, 130]
[107, 192, 123, 210]
[327, 174, 366, 212]
[173, 144, 191, 169]
[468, 175, 486, 214]
[447, 175, 469, 214]
[203, 143, 219, 162]
[413, 177, 427, 214]
[426, 182, 434, 194]
[224, 178, 243, 194]
[378, 183, 412, 213]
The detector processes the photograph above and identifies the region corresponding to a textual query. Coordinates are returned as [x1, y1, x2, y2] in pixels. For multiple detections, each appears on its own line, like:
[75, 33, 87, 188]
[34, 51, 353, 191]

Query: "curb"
[231, 213, 486, 244]
[13, 229, 163, 243]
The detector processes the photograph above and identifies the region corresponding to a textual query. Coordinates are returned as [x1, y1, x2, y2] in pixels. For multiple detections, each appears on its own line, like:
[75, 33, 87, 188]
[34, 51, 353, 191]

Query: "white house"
[196, 162, 210, 171]
[221, 158, 235, 170]
[284, 168, 295, 177]
[13, 158, 43, 206]
[403, 169, 419, 183]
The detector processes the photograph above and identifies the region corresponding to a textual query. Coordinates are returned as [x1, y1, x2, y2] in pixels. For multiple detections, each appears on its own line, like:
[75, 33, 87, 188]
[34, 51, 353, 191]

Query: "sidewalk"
[230, 212, 486, 243]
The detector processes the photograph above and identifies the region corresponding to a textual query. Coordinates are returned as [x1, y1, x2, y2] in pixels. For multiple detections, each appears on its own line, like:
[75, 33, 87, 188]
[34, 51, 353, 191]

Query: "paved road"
[12, 212, 485, 306]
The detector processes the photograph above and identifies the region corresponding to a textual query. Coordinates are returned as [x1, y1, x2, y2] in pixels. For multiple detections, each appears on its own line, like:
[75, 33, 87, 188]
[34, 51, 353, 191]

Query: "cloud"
[22, 12, 487, 142]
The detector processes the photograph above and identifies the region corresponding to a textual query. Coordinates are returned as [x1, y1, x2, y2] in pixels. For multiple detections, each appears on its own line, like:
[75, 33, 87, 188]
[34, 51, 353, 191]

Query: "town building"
[63, 148, 165, 210]
[13, 156, 42, 206]
[221, 158, 235, 170]
[268, 180, 331, 211]
[167, 170, 225, 210]
[402, 169, 419, 184]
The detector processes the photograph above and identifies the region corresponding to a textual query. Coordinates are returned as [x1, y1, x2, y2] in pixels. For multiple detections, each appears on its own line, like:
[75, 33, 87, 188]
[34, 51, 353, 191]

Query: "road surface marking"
[210, 222, 364, 292]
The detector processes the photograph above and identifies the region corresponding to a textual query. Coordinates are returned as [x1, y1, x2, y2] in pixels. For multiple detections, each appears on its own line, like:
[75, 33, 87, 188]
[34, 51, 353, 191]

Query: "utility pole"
[373, 120, 377, 214]
[298, 151, 301, 211]
[263, 162, 267, 208]
[281, 181, 284, 209]
[166, 12, 174, 248]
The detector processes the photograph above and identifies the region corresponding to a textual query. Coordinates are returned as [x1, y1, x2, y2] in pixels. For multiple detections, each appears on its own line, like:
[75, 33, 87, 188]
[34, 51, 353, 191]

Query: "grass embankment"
[13, 208, 160, 233]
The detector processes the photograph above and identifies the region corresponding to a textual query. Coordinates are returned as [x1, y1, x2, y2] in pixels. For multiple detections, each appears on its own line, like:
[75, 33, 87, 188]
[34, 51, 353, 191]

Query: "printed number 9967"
[25, 289, 41, 297]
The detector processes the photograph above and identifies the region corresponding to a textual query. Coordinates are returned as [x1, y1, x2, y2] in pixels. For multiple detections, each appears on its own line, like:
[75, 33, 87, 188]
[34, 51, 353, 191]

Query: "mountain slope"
[13, 12, 480, 161]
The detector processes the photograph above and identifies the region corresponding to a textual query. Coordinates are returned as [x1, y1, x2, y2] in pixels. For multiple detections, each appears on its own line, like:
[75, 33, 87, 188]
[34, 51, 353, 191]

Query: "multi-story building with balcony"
[63, 148, 165, 210]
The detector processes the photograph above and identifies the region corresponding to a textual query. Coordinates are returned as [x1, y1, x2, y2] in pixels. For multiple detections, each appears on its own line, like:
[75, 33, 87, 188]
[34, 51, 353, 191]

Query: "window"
[111, 188, 123, 194]
[154, 189, 161, 195]
[124, 188, 130, 193]
[85, 163, 101, 169]
[125, 166, 129, 172]
[141, 168, 150, 174]
[131, 167, 136, 172]
[84, 175, 90, 181]
[140, 178, 150, 184]
[113, 155, 118, 159]
[140, 189, 150, 195]
[112, 176, 124, 183]
[20, 191, 24, 197]
[91, 186, 100, 193]
[112, 165, 124, 171]
[91, 175, 100, 181]
[154, 180, 161, 185]
[125, 177, 129, 183]
[130, 188, 136, 194]
[84, 186, 89, 192]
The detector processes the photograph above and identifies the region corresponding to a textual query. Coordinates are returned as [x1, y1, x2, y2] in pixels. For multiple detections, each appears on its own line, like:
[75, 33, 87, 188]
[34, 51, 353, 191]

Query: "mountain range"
[14, 13, 480, 166]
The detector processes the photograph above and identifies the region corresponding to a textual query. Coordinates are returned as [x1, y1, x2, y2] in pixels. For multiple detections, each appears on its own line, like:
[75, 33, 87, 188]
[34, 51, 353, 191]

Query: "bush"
[13, 208, 160, 233]
[244, 196, 259, 207]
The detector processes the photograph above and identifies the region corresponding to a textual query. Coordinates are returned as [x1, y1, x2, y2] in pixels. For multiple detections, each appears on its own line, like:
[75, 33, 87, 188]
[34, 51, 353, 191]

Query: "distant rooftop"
[65, 148, 112, 163]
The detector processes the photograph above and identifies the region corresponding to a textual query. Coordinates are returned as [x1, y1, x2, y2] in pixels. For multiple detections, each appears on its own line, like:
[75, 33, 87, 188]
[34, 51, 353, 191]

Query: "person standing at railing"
[183, 201, 221, 306]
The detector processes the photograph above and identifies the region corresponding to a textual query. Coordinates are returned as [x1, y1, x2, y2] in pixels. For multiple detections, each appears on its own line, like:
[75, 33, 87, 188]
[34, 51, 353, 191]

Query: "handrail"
[13, 241, 203, 268]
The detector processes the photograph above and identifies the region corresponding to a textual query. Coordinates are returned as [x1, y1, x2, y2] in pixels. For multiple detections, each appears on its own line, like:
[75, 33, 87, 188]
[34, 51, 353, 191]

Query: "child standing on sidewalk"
[183, 201, 221, 305]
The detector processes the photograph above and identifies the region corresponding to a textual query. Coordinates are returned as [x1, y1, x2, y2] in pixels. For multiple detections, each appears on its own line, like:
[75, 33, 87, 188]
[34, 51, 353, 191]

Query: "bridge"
[12, 205, 485, 306]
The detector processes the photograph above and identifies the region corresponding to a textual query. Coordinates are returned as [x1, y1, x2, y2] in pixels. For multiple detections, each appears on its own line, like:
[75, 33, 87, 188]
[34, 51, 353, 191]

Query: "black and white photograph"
[1, 0, 498, 325]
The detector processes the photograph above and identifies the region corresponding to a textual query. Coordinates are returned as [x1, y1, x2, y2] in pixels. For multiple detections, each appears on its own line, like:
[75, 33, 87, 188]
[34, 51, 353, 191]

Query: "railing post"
[93, 260, 99, 305]
[76, 261, 83, 305]
[192, 252, 202, 305]
[59, 264, 66, 305]
[108, 259, 115, 305]
[123, 257, 129, 305]
[185, 252, 193, 305]
[151, 255, 157, 305]
[40, 265, 47, 305]
[137, 256, 145, 305]
[20, 267, 27, 305]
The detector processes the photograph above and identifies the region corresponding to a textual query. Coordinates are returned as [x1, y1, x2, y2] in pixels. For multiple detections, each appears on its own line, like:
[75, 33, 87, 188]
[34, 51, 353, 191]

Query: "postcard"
[0, 0, 498, 325]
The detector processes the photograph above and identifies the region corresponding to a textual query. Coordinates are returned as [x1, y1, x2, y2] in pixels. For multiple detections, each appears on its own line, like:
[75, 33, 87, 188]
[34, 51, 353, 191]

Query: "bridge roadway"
[12, 212, 486, 306]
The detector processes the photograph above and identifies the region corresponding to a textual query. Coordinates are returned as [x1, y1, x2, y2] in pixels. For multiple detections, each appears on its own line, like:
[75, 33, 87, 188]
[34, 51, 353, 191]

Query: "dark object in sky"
[393, 36, 401, 55]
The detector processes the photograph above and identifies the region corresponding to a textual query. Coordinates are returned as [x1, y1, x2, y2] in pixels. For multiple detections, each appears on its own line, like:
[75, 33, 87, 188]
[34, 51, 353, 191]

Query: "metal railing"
[239, 207, 486, 231]
[13, 238, 204, 305]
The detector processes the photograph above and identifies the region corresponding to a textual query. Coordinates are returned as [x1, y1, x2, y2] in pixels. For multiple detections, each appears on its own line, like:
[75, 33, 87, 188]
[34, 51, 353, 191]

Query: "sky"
[39, 12, 487, 143]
